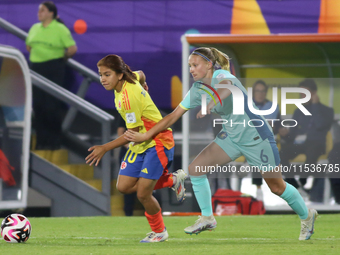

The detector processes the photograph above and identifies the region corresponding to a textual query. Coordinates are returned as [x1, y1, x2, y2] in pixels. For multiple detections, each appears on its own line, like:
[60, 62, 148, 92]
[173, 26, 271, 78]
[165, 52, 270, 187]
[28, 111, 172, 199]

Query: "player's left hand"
[196, 104, 213, 118]
[124, 130, 147, 143]
[196, 110, 206, 119]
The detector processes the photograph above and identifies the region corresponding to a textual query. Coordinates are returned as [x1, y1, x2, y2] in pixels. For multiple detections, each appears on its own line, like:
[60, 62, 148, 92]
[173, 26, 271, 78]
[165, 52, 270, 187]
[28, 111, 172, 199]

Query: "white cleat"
[184, 215, 217, 235]
[172, 169, 187, 202]
[140, 228, 169, 243]
[299, 208, 318, 240]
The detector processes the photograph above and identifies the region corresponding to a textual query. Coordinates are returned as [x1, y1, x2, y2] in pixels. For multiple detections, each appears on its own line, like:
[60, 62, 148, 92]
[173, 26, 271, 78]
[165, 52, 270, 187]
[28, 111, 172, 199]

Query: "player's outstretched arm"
[86, 126, 139, 166]
[125, 105, 187, 143]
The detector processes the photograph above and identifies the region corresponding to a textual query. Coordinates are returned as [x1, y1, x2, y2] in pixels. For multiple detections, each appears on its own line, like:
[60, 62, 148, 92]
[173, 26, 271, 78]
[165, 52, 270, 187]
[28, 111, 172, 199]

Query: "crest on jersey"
[126, 112, 136, 123]
[217, 131, 228, 140]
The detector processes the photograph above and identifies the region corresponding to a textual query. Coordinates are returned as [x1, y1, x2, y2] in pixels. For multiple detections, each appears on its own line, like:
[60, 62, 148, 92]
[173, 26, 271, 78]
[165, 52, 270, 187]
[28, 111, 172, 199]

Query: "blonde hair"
[191, 47, 230, 71]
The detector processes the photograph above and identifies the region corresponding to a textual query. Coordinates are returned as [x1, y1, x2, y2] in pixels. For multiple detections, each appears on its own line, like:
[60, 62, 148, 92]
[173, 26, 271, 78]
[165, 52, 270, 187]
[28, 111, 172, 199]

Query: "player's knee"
[188, 164, 194, 175]
[188, 163, 199, 176]
[136, 192, 149, 203]
[268, 183, 285, 196]
[116, 184, 130, 194]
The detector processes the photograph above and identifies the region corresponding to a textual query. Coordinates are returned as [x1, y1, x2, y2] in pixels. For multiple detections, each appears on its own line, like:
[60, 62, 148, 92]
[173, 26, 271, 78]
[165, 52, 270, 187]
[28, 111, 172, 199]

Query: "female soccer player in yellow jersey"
[85, 55, 186, 243]
[125, 47, 317, 240]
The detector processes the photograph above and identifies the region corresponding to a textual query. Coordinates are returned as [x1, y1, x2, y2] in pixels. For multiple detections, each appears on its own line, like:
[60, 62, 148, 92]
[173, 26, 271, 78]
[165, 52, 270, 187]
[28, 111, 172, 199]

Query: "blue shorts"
[214, 131, 280, 171]
[119, 145, 174, 180]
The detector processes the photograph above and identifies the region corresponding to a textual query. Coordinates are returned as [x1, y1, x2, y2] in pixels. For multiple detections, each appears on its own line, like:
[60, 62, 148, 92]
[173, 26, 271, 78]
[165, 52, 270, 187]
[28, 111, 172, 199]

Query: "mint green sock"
[280, 182, 308, 219]
[190, 175, 213, 216]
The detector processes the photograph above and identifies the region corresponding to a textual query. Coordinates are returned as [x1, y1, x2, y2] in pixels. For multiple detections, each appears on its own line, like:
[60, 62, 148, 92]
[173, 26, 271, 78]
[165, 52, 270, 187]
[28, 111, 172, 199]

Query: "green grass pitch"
[0, 214, 339, 255]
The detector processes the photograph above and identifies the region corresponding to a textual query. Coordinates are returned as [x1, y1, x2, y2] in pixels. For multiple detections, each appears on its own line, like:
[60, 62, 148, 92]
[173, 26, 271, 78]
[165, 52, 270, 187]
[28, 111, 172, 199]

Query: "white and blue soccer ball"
[1, 214, 32, 243]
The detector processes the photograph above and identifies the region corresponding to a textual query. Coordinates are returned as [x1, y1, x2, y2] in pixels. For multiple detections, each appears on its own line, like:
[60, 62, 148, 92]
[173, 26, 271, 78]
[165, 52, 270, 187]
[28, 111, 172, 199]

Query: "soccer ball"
[1, 214, 32, 243]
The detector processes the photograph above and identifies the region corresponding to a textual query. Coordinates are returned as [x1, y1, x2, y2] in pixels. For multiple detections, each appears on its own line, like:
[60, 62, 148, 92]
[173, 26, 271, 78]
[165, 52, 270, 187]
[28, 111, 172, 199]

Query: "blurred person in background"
[26, 1, 77, 150]
[279, 79, 334, 202]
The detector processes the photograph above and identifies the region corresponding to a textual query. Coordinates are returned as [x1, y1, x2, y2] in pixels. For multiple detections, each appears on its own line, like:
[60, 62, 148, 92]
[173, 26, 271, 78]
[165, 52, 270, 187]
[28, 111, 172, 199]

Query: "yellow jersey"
[114, 72, 174, 154]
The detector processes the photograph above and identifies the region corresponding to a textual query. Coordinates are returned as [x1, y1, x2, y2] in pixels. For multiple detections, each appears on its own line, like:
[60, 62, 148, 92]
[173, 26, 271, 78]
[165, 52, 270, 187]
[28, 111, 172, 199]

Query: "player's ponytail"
[97, 55, 137, 84]
[124, 64, 137, 83]
[209, 48, 230, 71]
[191, 47, 230, 71]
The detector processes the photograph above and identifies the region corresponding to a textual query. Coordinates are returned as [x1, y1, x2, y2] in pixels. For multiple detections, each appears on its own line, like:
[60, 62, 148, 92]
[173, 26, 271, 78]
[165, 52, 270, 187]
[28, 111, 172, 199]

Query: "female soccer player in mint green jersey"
[125, 47, 317, 240]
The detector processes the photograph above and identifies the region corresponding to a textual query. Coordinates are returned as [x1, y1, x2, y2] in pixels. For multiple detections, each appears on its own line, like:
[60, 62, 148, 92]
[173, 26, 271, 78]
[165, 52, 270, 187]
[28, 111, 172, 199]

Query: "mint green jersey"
[180, 69, 274, 146]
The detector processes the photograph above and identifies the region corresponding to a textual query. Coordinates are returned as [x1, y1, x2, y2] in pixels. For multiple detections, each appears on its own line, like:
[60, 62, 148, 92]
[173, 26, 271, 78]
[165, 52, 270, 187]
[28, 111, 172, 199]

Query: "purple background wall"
[0, 0, 323, 109]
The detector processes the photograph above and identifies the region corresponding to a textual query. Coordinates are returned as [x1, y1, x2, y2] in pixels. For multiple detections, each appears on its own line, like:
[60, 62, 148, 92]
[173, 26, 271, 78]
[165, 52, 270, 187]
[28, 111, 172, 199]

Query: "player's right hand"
[85, 145, 107, 166]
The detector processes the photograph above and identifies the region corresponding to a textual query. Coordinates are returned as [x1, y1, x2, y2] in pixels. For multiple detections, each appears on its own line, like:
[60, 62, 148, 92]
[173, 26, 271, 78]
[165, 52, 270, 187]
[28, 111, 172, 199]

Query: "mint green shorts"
[214, 131, 280, 171]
